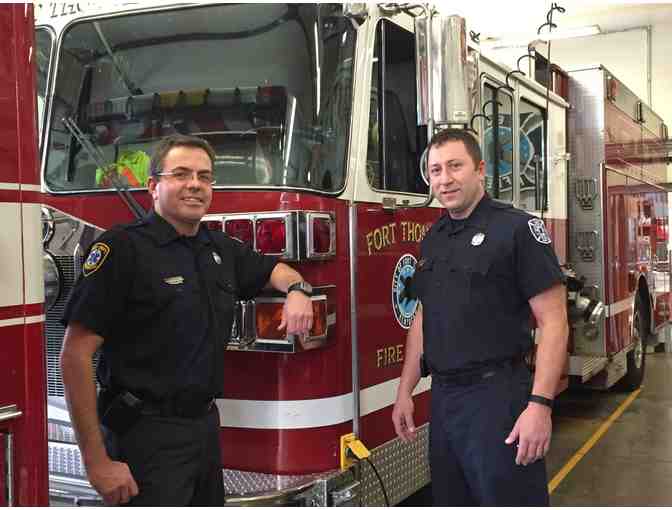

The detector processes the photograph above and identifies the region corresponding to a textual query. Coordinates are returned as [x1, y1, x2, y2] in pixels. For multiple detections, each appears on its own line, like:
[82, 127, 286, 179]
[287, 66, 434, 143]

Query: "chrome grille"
[45, 255, 77, 397]
[45, 254, 97, 397]
[48, 442, 87, 479]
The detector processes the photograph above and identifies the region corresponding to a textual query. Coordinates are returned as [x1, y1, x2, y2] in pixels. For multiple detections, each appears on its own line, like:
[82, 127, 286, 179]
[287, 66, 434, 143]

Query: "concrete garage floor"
[549, 352, 672, 506]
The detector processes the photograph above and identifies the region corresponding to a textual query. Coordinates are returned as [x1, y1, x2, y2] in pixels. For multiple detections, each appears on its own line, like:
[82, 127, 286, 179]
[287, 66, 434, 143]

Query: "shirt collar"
[143, 211, 211, 247]
[437, 194, 493, 234]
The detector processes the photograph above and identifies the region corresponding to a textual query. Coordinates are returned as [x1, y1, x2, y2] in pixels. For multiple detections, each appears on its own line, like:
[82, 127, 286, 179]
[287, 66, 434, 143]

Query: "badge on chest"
[471, 232, 486, 246]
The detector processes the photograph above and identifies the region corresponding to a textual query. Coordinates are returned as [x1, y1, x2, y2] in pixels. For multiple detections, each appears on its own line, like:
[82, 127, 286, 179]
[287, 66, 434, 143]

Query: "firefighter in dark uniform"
[392, 129, 568, 506]
[60, 134, 314, 506]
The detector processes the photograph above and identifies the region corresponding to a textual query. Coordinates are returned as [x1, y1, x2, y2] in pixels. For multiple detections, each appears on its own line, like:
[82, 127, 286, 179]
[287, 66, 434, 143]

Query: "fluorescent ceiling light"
[482, 24, 601, 48]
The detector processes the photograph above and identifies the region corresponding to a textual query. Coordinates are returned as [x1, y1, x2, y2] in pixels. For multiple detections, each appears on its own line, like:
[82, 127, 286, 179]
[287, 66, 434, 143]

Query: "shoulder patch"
[527, 218, 552, 244]
[82, 242, 111, 277]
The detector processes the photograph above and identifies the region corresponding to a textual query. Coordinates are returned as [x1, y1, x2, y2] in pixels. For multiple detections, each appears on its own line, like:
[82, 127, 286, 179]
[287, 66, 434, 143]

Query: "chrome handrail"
[0, 404, 22, 507]
[0, 405, 22, 424]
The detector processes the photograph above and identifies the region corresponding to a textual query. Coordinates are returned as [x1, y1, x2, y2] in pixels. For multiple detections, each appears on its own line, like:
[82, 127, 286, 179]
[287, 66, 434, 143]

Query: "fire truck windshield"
[43, 3, 355, 193]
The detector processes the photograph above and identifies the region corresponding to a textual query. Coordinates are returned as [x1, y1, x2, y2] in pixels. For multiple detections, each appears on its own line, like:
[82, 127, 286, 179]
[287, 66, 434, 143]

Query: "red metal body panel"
[359, 391, 430, 449]
[0, 4, 49, 505]
[602, 98, 670, 355]
[604, 174, 633, 354]
[220, 423, 351, 474]
[355, 203, 438, 451]
[221, 195, 352, 402]
[544, 217, 567, 265]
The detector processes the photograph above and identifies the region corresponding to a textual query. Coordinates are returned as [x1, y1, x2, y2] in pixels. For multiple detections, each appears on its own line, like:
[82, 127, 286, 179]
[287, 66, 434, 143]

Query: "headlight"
[44, 251, 62, 311]
[42, 206, 55, 245]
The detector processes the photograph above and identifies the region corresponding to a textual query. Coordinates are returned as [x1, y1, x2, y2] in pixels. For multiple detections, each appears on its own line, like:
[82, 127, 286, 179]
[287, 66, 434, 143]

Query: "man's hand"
[278, 291, 313, 337]
[87, 457, 139, 505]
[392, 395, 417, 442]
[504, 402, 552, 466]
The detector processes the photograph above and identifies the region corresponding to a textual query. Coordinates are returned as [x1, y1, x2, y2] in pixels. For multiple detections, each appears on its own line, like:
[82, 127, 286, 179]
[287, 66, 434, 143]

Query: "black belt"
[141, 397, 215, 419]
[99, 389, 215, 420]
[430, 356, 523, 386]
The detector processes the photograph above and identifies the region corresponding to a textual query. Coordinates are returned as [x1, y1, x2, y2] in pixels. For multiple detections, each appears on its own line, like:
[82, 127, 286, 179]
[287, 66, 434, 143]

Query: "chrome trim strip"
[348, 201, 360, 436]
[0, 405, 22, 424]
[4, 432, 14, 506]
[606, 296, 635, 317]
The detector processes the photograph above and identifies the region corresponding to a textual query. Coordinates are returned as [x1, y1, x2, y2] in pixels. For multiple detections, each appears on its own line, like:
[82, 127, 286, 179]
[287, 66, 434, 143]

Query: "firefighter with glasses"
[392, 129, 568, 506]
[61, 134, 314, 506]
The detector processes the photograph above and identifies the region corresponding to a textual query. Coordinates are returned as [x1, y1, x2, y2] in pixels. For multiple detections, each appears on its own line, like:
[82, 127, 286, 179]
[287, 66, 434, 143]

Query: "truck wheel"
[615, 298, 646, 391]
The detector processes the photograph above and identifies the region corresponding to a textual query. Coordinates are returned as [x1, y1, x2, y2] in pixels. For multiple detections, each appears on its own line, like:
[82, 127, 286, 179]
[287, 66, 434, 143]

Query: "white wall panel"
[0, 203, 24, 307]
[652, 22, 672, 131]
[551, 29, 647, 102]
[23, 203, 44, 305]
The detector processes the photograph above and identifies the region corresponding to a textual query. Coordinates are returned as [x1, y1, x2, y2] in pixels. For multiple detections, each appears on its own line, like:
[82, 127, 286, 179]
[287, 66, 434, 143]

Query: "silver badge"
[212, 252, 222, 264]
[471, 232, 485, 246]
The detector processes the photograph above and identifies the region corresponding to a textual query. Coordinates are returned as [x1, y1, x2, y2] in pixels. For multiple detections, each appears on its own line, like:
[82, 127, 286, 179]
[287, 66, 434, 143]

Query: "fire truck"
[2, 0, 668, 506]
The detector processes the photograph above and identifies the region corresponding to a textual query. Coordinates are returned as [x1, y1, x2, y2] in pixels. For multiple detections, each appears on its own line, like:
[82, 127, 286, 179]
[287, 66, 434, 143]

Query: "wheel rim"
[633, 311, 643, 370]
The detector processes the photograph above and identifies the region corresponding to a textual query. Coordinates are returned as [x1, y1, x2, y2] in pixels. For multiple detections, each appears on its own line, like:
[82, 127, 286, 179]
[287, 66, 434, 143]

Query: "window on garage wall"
[367, 19, 427, 195]
[519, 98, 547, 211]
[482, 82, 514, 202]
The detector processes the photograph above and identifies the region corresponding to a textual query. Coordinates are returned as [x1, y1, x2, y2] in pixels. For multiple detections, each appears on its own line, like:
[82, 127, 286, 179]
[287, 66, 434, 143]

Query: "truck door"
[0, 4, 49, 506]
[355, 15, 438, 449]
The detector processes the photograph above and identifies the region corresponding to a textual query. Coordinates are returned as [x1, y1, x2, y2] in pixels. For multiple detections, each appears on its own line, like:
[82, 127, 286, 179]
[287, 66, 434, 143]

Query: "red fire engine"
[3, 1, 670, 506]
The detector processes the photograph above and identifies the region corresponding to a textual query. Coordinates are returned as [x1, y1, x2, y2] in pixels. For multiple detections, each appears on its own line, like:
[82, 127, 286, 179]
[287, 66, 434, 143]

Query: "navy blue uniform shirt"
[61, 212, 278, 402]
[414, 195, 563, 373]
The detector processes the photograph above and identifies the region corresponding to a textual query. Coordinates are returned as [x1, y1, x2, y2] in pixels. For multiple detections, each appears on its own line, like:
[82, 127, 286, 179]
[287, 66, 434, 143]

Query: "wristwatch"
[287, 280, 313, 297]
[528, 394, 553, 409]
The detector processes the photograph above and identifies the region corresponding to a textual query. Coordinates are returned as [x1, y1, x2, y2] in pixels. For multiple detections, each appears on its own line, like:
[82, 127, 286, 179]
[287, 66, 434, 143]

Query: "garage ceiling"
[442, 1, 672, 40]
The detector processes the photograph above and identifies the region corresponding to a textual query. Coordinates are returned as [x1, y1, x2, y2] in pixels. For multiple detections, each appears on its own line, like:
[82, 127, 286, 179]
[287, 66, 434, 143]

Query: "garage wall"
[488, 24, 672, 129]
[550, 29, 648, 103]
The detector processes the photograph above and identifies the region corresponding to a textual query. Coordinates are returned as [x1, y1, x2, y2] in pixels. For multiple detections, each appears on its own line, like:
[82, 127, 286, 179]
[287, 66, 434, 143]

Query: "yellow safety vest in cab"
[96, 150, 150, 188]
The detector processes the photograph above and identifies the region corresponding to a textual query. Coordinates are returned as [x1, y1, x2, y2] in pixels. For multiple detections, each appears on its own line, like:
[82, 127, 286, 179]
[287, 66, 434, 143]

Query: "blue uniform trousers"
[429, 362, 549, 506]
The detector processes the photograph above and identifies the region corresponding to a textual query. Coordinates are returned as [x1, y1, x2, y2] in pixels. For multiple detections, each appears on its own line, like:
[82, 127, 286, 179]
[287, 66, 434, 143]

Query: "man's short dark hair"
[150, 134, 216, 177]
[427, 128, 482, 166]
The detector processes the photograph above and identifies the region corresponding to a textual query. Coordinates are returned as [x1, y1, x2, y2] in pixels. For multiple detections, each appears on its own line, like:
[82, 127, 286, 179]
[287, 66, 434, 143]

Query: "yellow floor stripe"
[548, 387, 642, 494]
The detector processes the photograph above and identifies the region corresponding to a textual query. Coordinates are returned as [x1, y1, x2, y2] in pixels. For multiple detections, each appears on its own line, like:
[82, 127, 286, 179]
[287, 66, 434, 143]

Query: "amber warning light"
[256, 297, 328, 346]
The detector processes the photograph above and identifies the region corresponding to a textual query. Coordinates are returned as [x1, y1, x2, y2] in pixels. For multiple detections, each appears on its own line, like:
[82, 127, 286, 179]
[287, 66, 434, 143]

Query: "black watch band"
[287, 281, 312, 297]
[528, 394, 554, 409]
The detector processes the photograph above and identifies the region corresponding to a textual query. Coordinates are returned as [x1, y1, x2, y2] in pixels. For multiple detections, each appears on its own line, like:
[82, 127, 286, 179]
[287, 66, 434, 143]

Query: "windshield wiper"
[61, 116, 146, 219]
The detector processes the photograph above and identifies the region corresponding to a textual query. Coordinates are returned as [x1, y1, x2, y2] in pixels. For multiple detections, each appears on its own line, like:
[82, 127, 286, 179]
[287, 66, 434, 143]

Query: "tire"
[615, 297, 646, 391]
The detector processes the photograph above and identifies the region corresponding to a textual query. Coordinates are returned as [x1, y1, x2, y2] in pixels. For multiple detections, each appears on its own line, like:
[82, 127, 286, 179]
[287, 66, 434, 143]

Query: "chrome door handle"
[1, 404, 23, 507]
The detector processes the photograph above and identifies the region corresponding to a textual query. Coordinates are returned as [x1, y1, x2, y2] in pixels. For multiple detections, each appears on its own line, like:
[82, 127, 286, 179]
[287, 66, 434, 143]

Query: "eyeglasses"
[155, 168, 216, 185]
